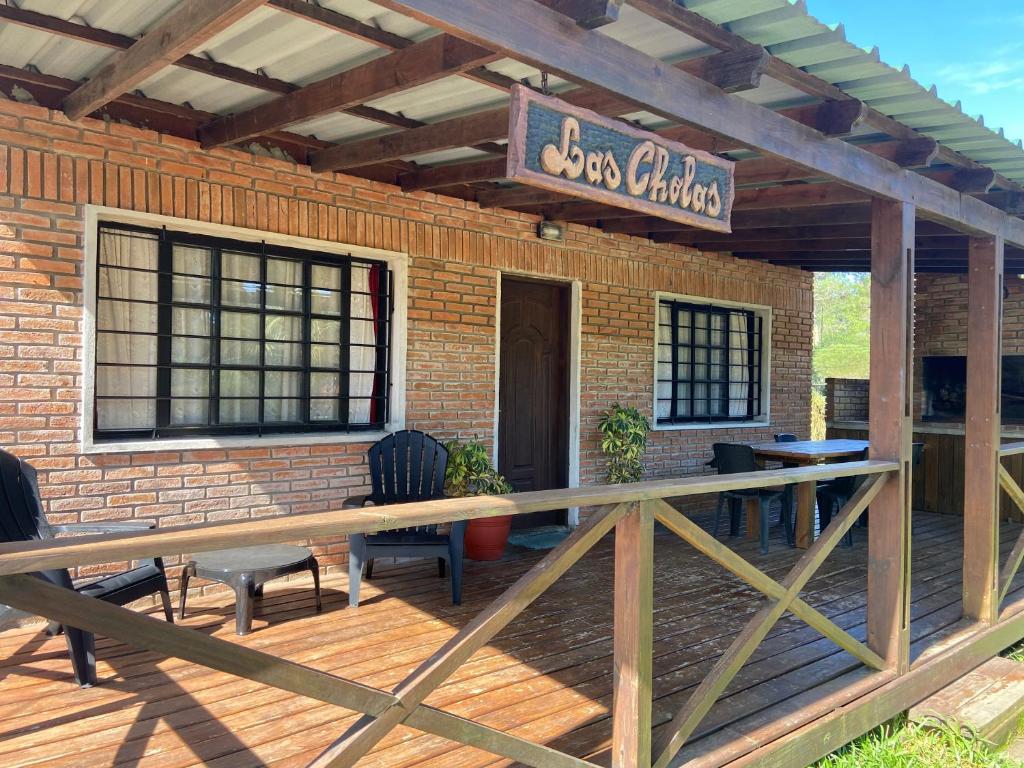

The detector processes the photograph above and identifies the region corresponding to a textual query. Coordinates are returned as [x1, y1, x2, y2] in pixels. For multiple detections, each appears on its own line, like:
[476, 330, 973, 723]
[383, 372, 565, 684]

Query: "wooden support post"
[867, 198, 914, 672]
[964, 234, 1005, 623]
[612, 502, 654, 768]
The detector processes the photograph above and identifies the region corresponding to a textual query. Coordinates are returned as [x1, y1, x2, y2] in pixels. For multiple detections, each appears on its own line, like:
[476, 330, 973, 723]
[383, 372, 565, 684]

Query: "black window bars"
[93, 222, 393, 441]
[656, 298, 763, 425]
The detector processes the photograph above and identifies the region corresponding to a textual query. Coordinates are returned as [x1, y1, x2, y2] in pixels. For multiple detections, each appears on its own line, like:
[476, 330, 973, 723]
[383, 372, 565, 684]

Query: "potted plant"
[597, 403, 651, 484]
[445, 440, 514, 560]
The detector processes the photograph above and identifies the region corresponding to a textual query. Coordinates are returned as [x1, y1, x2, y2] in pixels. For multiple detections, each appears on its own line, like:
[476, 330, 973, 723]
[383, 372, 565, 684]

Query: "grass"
[815, 644, 1024, 766]
[814, 715, 1022, 767]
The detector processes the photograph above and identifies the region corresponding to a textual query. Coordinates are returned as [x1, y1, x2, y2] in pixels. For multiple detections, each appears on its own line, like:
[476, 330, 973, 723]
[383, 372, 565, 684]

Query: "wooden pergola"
[2, 1, 1024, 767]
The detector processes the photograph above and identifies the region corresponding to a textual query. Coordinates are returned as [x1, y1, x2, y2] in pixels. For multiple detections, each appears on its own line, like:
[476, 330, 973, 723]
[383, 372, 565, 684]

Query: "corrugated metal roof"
[681, 0, 1024, 180]
[0, 0, 1021, 183]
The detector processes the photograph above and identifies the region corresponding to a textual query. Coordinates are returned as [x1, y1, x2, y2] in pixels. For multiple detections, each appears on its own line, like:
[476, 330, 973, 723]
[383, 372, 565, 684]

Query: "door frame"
[493, 271, 582, 528]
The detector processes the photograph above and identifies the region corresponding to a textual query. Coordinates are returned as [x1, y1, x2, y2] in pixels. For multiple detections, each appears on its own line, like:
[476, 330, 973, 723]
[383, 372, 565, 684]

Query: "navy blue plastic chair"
[773, 433, 800, 532]
[0, 449, 172, 687]
[343, 431, 466, 606]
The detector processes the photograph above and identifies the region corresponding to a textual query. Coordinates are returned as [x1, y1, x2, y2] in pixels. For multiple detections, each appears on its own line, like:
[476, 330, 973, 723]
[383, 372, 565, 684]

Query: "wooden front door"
[499, 278, 570, 529]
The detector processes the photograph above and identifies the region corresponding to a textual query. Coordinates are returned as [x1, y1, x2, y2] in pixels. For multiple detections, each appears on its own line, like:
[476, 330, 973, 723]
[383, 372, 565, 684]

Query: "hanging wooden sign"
[507, 84, 735, 232]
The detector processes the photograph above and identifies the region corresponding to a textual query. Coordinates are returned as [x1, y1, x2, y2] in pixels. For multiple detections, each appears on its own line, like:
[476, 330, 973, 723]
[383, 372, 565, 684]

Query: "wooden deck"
[1, 509, 1022, 768]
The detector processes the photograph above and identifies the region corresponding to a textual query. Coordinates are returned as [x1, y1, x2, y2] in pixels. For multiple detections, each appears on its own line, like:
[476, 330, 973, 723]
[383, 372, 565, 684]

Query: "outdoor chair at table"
[851, 441, 924, 530]
[343, 430, 466, 607]
[0, 449, 173, 687]
[773, 433, 799, 532]
[815, 448, 869, 547]
[711, 443, 793, 554]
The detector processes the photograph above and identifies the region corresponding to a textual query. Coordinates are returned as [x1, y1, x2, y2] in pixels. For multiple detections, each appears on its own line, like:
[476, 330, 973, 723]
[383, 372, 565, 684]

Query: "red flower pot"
[465, 515, 512, 560]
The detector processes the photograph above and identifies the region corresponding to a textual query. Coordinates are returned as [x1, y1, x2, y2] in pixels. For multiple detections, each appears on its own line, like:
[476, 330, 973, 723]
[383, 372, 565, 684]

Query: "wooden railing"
[998, 443, 1024, 616]
[0, 460, 898, 768]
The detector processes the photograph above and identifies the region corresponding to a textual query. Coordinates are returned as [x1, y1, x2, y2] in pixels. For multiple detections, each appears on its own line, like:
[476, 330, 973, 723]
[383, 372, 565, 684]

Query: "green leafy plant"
[444, 440, 513, 497]
[598, 403, 651, 484]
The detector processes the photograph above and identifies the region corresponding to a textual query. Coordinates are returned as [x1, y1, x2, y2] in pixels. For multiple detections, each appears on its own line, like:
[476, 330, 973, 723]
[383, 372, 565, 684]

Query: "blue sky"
[806, 0, 1024, 145]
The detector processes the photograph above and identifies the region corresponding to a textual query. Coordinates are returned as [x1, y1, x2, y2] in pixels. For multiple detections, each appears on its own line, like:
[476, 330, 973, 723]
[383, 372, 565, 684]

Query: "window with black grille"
[655, 298, 765, 425]
[93, 222, 392, 441]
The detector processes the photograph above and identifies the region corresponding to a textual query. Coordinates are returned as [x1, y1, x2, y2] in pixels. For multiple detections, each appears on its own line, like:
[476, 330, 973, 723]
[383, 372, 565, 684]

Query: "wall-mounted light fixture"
[536, 220, 564, 241]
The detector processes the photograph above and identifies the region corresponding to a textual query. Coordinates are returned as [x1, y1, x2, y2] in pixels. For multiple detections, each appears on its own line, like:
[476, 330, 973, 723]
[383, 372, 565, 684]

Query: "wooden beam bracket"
[541, 0, 624, 28]
[698, 45, 771, 94]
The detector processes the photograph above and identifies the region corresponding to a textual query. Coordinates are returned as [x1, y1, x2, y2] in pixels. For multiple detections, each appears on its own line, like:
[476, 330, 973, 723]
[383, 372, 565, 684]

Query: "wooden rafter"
[399, 157, 508, 191]
[603, 205, 875, 234]
[63, 0, 268, 120]
[0, 4, 292, 96]
[267, 0, 412, 49]
[0, 3, 430, 134]
[268, 0, 519, 94]
[198, 34, 497, 148]
[309, 74, 863, 173]
[626, 0, 1024, 198]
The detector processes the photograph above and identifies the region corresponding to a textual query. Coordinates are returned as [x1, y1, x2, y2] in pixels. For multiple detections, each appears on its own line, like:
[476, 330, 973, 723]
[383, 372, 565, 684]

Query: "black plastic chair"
[815, 448, 869, 547]
[773, 433, 799, 532]
[0, 449, 173, 687]
[712, 443, 791, 554]
[343, 430, 466, 607]
[852, 442, 924, 530]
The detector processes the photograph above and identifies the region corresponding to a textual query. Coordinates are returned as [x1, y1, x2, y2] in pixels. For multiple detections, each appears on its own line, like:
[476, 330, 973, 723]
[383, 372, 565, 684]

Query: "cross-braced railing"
[997, 443, 1024, 617]
[0, 460, 898, 768]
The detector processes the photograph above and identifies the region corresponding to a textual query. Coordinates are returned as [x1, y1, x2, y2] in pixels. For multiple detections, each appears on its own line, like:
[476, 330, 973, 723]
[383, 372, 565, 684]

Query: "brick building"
[0, 99, 813, 580]
[3, 2, 1024, 768]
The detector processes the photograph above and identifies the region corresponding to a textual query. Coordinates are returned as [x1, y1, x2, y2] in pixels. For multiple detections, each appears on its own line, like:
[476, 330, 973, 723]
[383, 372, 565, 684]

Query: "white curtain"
[96, 230, 158, 430]
[264, 258, 303, 422]
[349, 264, 377, 424]
[655, 302, 672, 420]
[170, 245, 211, 426]
[729, 313, 751, 417]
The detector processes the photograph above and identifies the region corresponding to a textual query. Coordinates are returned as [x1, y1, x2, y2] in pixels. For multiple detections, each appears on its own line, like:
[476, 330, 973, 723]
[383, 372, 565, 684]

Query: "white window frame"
[652, 291, 772, 431]
[81, 206, 408, 454]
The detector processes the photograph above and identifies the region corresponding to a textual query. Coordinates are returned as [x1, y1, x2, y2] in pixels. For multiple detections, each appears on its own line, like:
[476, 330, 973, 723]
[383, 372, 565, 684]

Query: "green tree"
[813, 272, 870, 386]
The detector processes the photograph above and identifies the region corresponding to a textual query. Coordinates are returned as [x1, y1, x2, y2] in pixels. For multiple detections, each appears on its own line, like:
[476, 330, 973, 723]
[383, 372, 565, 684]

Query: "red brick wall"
[0, 100, 813, 588]
[825, 378, 869, 423]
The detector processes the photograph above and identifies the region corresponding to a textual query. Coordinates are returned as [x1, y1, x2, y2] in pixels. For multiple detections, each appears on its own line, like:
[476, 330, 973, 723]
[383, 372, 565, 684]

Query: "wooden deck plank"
[0, 511, 1008, 768]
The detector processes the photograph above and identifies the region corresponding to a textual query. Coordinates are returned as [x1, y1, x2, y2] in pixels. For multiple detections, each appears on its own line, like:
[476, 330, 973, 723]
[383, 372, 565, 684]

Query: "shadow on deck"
[0, 508, 1020, 768]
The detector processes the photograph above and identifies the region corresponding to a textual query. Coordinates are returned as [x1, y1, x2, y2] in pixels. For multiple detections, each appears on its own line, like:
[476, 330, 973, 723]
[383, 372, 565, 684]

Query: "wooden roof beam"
[313, 108, 509, 172]
[63, 0, 267, 120]
[509, 183, 869, 222]
[399, 157, 508, 192]
[198, 34, 498, 148]
[0, 64, 333, 163]
[373, 0, 1024, 243]
[310, 54, 861, 172]
[684, 236, 968, 252]
[627, 0, 1024, 199]
[267, 0, 411, 48]
[0, 5, 293, 96]
[665, 220, 960, 245]
[0, 4, 427, 132]
[601, 205, 875, 234]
